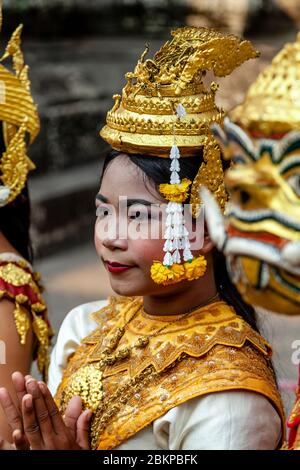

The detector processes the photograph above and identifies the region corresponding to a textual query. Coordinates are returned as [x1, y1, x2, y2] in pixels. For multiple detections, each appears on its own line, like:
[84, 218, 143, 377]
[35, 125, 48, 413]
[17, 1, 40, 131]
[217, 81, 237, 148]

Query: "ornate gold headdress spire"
[101, 27, 258, 158]
[0, 4, 40, 207]
[100, 27, 259, 285]
[101, 27, 259, 212]
[231, 32, 300, 137]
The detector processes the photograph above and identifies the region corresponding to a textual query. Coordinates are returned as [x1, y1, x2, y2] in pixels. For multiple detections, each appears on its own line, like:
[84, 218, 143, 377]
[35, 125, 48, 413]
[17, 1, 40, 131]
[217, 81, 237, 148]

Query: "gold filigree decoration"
[55, 296, 285, 450]
[32, 312, 51, 380]
[231, 32, 300, 137]
[0, 122, 35, 205]
[0, 8, 40, 206]
[106, 109, 223, 136]
[191, 136, 228, 215]
[123, 91, 215, 116]
[61, 364, 103, 414]
[0, 260, 52, 380]
[14, 302, 31, 345]
[0, 262, 31, 286]
[1, 24, 29, 89]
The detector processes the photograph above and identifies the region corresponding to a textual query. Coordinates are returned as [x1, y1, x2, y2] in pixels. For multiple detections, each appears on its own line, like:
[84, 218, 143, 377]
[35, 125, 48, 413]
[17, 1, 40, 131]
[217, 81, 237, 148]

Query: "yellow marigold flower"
[159, 178, 192, 202]
[151, 261, 185, 285]
[184, 255, 207, 281]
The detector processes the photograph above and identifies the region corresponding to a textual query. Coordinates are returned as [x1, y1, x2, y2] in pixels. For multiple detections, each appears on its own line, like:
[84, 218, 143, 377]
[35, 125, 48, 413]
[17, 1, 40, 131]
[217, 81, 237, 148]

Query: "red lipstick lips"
[106, 261, 134, 274]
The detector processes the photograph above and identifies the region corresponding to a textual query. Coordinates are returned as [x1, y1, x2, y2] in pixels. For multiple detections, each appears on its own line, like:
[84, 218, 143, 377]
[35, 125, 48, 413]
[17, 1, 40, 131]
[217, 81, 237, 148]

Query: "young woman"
[0, 17, 52, 441]
[0, 26, 284, 450]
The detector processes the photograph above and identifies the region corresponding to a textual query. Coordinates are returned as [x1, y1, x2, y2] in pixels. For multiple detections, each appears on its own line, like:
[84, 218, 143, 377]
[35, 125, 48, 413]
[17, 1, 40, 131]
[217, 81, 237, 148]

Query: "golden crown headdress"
[231, 32, 300, 137]
[0, 5, 40, 207]
[101, 27, 259, 212]
[100, 27, 259, 286]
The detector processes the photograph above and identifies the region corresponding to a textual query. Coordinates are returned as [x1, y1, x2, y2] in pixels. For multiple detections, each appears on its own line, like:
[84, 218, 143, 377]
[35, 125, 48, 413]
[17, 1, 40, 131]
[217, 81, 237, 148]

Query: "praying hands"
[0, 372, 92, 450]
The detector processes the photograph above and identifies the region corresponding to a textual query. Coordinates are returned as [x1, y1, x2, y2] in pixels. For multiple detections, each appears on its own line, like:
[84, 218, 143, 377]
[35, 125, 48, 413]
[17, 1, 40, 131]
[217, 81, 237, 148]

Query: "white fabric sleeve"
[153, 390, 282, 450]
[48, 300, 108, 395]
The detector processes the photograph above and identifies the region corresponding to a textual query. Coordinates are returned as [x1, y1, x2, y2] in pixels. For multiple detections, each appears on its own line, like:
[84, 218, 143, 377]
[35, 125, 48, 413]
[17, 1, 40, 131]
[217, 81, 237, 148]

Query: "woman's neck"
[143, 263, 219, 316]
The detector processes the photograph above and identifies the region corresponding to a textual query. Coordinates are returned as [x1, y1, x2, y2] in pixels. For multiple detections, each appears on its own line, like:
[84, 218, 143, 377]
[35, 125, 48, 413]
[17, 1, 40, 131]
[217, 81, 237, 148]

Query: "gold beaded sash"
[55, 296, 285, 449]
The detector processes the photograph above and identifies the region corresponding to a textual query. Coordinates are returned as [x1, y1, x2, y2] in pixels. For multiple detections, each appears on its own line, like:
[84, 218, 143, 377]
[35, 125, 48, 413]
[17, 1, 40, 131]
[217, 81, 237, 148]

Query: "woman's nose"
[98, 218, 129, 250]
[101, 235, 128, 250]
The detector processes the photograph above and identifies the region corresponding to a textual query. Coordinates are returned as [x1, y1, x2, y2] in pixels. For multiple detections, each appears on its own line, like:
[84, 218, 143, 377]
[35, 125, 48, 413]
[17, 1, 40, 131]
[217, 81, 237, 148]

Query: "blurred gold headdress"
[100, 27, 259, 285]
[0, 5, 40, 207]
[208, 32, 300, 315]
[231, 32, 300, 137]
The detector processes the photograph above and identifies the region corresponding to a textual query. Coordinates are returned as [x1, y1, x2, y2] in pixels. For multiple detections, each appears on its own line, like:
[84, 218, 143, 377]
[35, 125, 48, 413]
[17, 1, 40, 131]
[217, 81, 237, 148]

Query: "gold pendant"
[62, 364, 103, 412]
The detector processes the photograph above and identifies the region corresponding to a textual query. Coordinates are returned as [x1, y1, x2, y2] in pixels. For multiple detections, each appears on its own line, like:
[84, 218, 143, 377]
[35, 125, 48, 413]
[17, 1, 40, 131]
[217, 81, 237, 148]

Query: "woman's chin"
[109, 279, 143, 297]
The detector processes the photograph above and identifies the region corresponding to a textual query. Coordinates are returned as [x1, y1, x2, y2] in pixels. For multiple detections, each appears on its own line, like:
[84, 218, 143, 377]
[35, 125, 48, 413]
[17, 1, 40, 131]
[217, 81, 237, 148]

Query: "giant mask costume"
[201, 32, 300, 450]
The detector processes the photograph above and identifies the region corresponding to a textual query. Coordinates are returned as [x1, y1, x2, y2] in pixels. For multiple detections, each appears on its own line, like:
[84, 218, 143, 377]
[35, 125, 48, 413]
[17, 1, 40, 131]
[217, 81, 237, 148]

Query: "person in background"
[0, 7, 52, 442]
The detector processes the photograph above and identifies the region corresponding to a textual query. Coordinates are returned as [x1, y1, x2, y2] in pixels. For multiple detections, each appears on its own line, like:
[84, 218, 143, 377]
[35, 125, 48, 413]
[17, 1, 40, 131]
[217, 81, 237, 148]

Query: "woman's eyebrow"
[96, 194, 109, 203]
[126, 198, 160, 207]
[96, 195, 160, 207]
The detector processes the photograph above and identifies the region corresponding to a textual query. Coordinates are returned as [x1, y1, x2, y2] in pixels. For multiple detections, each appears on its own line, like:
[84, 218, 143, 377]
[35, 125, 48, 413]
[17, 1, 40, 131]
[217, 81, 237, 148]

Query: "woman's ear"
[201, 222, 215, 254]
[201, 235, 214, 254]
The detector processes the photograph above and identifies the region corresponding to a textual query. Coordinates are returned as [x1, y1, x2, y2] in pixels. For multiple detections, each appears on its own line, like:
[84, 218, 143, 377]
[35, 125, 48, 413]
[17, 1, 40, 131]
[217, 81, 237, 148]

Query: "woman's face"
[94, 154, 204, 297]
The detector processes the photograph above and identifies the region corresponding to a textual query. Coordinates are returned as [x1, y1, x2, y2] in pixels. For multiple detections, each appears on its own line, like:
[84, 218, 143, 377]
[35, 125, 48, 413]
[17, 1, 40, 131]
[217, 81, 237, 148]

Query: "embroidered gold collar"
[56, 296, 285, 450]
[85, 296, 271, 379]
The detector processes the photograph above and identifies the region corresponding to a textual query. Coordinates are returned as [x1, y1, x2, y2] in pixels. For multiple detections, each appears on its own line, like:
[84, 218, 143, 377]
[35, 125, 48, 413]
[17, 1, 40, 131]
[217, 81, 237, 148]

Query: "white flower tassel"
[163, 251, 173, 266]
[163, 239, 173, 252]
[172, 249, 181, 264]
[0, 186, 11, 207]
[170, 159, 180, 172]
[170, 171, 180, 184]
[176, 103, 187, 118]
[170, 145, 180, 159]
[162, 103, 193, 267]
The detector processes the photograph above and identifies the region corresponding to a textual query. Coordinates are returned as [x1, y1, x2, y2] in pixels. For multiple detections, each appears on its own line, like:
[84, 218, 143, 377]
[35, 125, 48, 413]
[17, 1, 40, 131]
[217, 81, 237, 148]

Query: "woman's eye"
[96, 206, 111, 218]
[287, 173, 300, 196]
[128, 208, 150, 220]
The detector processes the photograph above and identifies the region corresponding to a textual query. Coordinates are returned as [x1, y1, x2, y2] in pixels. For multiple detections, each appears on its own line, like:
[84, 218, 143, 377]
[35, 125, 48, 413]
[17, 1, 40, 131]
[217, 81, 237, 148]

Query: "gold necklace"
[95, 291, 221, 367]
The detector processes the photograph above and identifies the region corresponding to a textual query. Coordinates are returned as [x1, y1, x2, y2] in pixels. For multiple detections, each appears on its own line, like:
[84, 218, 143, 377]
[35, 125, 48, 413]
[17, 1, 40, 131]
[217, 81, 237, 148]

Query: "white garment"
[48, 300, 282, 450]
[0, 252, 32, 267]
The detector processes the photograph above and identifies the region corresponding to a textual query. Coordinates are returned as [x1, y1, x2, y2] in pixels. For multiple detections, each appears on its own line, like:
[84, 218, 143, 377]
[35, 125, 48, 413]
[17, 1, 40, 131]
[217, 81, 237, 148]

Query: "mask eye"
[287, 173, 300, 196]
[232, 155, 247, 165]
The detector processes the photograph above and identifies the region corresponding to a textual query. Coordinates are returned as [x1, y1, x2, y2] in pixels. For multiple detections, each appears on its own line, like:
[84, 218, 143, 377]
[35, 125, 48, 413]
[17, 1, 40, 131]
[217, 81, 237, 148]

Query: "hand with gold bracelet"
[0, 372, 91, 450]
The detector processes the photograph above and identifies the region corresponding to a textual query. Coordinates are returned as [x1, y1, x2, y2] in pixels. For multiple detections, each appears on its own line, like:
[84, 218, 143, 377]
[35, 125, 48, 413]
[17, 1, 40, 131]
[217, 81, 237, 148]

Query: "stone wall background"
[2, 0, 296, 38]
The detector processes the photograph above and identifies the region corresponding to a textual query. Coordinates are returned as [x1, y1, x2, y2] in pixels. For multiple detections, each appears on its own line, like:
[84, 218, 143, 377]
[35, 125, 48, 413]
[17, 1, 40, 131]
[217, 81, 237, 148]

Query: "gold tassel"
[13, 302, 31, 346]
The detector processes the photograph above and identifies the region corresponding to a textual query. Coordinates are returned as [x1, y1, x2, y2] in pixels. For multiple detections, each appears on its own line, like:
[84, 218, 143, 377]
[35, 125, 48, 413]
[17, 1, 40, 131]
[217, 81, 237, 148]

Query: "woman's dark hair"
[101, 148, 257, 330]
[0, 125, 33, 263]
